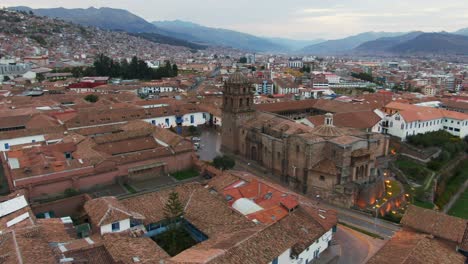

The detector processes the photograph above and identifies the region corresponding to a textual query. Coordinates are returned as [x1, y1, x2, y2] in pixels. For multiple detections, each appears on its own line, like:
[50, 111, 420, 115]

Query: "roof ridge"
[97, 200, 132, 226]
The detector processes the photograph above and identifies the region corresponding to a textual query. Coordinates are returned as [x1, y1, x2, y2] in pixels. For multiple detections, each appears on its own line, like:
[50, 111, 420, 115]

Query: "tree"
[163, 191, 185, 255]
[238, 57, 247, 63]
[213, 155, 236, 171]
[3, 76, 10, 82]
[84, 94, 99, 103]
[188, 125, 198, 136]
[163, 191, 184, 221]
[172, 64, 178, 77]
[36, 73, 45, 83]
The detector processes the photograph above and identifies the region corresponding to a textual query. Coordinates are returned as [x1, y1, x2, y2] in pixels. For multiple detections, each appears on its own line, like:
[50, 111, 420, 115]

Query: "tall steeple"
[221, 72, 254, 154]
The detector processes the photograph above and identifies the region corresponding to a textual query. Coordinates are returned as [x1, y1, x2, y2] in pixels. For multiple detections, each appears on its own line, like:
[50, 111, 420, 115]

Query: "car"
[192, 137, 201, 142]
[194, 142, 201, 150]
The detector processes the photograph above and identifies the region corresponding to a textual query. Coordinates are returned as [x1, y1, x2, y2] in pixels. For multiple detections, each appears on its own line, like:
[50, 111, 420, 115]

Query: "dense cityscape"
[0, 3, 467, 264]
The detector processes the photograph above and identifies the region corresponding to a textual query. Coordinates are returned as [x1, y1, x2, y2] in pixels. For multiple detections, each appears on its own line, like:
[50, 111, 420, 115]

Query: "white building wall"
[0, 135, 45, 151]
[269, 229, 333, 264]
[385, 113, 468, 140]
[143, 112, 208, 128]
[100, 218, 130, 234]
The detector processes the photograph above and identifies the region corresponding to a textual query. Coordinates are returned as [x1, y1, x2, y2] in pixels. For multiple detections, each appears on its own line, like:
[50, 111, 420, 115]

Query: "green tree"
[239, 57, 247, 63]
[162, 191, 185, 255]
[163, 191, 184, 221]
[3, 76, 10, 82]
[36, 73, 45, 83]
[84, 94, 99, 103]
[213, 155, 236, 171]
[188, 125, 198, 136]
[172, 64, 179, 77]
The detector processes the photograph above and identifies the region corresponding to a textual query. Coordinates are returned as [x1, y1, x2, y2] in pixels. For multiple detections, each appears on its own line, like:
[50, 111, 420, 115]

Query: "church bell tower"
[221, 72, 255, 154]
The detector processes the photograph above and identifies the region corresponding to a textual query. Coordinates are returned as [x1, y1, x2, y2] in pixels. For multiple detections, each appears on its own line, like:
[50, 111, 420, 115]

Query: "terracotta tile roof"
[0, 226, 57, 264]
[84, 197, 144, 227]
[103, 233, 170, 263]
[385, 102, 468, 122]
[401, 205, 467, 243]
[307, 110, 382, 130]
[64, 245, 115, 264]
[207, 207, 326, 264]
[367, 229, 465, 264]
[460, 223, 468, 252]
[36, 218, 76, 243]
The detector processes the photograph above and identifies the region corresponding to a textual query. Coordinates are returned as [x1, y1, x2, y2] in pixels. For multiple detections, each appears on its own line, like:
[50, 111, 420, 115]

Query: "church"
[221, 72, 390, 207]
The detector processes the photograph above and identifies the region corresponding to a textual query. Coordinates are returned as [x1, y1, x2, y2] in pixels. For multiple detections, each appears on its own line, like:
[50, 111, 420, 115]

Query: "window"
[165, 118, 170, 126]
[111, 222, 120, 232]
[4, 143, 9, 150]
[401, 124, 404, 129]
[247, 98, 250, 107]
[455, 128, 460, 132]
[239, 98, 243, 107]
[32, 140, 36, 143]
[151, 120, 156, 125]
[296, 145, 300, 153]
[277, 152, 281, 159]
[319, 175, 325, 181]
[272, 258, 278, 264]
[190, 115, 195, 124]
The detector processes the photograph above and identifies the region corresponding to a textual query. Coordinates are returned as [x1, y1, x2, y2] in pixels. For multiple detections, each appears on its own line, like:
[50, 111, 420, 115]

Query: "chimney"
[324, 113, 334, 126]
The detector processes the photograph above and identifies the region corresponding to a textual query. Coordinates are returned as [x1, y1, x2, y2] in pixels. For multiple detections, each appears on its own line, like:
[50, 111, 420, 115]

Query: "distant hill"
[454, 28, 468, 36]
[354, 32, 423, 54]
[152, 20, 286, 52]
[389, 33, 468, 54]
[265, 37, 325, 51]
[9, 6, 204, 50]
[300, 32, 406, 55]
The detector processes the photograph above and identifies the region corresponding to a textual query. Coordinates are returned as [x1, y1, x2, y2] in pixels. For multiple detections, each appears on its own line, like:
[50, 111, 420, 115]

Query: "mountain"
[0, 8, 193, 60]
[265, 37, 325, 51]
[152, 20, 286, 52]
[354, 32, 423, 54]
[454, 28, 468, 36]
[300, 32, 406, 55]
[389, 33, 468, 54]
[9, 6, 204, 49]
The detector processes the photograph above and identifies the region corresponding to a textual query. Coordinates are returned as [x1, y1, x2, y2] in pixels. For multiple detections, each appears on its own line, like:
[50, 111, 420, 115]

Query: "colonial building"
[382, 102, 468, 140]
[222, 73, 389, 207]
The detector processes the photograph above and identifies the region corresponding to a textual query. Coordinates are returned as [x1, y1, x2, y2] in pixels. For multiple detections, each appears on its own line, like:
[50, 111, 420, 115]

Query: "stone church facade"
[221, 72, 389, 208]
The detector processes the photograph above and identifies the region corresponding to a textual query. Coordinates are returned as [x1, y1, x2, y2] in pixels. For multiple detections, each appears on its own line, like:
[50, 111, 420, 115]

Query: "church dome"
[227, 72, 250, 84]
[311, 125, 344, 137]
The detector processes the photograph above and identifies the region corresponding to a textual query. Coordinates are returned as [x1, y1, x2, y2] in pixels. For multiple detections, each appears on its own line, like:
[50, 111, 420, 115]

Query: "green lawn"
[170, 168, 199, 181]
[435, 161, 468, 208]
[123, 183, 137, 194]
[395, 157, 431, 184]
[413, 199, 434, 209]
[448, 189, 468, 219]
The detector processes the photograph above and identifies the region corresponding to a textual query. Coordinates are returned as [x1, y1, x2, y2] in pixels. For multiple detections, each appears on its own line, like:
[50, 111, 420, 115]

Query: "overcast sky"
[3, 0, 468, 39]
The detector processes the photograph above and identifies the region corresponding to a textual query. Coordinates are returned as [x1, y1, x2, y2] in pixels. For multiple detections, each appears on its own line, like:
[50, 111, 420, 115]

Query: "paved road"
[196, 128, 222, 161]
[335, 225, 369, 264]
[336, 225, 386, 264]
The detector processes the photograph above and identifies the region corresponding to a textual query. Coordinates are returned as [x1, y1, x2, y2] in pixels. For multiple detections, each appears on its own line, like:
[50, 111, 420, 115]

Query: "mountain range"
[353, 32, 468, 55]
[8, 6, 468, 55]
[152, 20, 286, 52]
